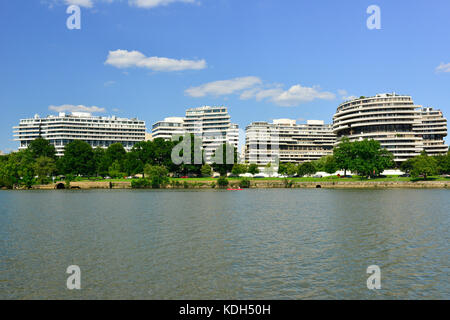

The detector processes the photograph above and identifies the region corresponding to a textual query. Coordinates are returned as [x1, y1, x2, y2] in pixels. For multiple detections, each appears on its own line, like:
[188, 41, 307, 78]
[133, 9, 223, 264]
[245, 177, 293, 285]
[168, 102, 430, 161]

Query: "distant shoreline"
[5, 178, 449, 190]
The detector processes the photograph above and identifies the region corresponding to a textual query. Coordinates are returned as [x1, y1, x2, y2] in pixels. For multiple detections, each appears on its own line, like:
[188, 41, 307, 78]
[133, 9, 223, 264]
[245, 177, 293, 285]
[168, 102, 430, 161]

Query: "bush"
[248, 164, 259, 175]
[283, 178, 293, 188]
[131, 179, 151, 188]
[144, 165, 169, 188]
[278, 163, 297, 176]
[297, 162, 316, 177]
[239, 178, 251, 188]
[410, 152, 438, 179]
[171, 180, 182, 188]
[232, 164, 248, 175]
[217, 176, 229, 188]
[201, 164, 212, 177]
[65, 174, 74, 188]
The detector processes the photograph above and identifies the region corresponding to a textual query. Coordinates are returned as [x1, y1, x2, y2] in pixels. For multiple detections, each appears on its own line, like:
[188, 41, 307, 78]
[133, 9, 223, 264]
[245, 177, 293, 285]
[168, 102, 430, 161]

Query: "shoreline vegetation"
[1, 136, 450, 191]
[11, 176, 450, 190]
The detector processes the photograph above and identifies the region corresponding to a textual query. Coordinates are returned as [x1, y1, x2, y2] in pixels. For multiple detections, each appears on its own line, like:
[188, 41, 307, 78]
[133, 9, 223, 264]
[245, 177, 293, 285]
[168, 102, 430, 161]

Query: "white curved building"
[414, 107, 448, 156]
[333, 93, 448, 162]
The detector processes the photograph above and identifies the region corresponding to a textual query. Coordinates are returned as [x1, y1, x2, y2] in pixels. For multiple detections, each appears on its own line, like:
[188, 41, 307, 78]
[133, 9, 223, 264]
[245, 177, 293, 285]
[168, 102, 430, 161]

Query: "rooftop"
[20, 112, 143, 122]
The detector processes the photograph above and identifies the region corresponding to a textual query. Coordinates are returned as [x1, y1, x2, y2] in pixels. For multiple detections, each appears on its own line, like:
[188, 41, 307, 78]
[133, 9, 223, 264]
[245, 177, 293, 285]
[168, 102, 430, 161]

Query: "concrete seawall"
[31, 181, 112, 190]
[28, 179, 450, 190]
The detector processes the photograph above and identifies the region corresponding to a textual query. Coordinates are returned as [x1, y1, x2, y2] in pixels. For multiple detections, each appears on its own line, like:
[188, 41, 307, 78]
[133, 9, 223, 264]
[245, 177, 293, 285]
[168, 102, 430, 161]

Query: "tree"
[28, 138, 56, 159]
[129, 141, 153, 177]
[278, 163, 287, 175]
[231, 164, 248, 175]
[14, 150, 35, 187]
[0, 154, 19, 188]
[0, 150, 35, 188]
[334, 137, 354, 176]
[400, 158, 415, 173]
[93, 147, 109, 177]
[212, 143, 237, 176]
[33, 156, 56, 184]
[108, 160, 124, 179]
[297, 162, 316, 177]
[152, 138, 176, 169]
[60, 140, 95, 176]
[349, 139, 394, 177]
[410, 152, 438, 179]
[312, 158, 324, 172]
[248, 163, 259, 175]
[144, 164, 169, 188]
[201, 164, 212, 177]
[123, 151, 142, 176]
[105, 143, 127, 170]
[435, 151, 450, 174]
[284, 163, 298, 176]
[313, 155, 337, 174]
[323, 155, 338, 174]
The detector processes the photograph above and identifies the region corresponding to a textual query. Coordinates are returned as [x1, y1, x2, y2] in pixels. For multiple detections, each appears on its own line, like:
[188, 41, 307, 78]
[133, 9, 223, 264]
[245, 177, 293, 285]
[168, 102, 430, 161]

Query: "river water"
[0, 189, 449, 299]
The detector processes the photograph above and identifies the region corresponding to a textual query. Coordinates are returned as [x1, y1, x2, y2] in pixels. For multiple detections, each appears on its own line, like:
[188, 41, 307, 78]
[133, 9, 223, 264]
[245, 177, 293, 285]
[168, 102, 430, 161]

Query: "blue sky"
[1, 0, 449, 152]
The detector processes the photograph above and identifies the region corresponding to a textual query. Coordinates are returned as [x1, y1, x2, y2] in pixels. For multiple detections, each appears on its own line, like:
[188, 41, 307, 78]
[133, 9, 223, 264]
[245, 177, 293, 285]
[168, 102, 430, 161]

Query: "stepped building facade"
[413, 107, 448, 156]
[333, 93, 448, 162]
[244, 119, 336, 166]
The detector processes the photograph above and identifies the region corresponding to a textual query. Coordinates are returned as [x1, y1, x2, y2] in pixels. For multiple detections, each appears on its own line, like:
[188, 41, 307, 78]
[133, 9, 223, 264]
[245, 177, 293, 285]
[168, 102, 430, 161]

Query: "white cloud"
[105, 49, 206, 72]
[104, 80, 116, 87]
[65, 0, 93, 8]
[45, 0, 197, 9]
[49, 104, 106, 113]
[43, 0, 93, 8]
[185, 76, 262, 97]
[436, 62, 450, 73]
[186, 77, 336, 106]
[239, 88, 260, 100]
[343, 95, 357, 101]
[263, 85, 335, 107]
[129, 0, 196, 9]
[338, 89, 357, 101]
[254, 88, 284, 101]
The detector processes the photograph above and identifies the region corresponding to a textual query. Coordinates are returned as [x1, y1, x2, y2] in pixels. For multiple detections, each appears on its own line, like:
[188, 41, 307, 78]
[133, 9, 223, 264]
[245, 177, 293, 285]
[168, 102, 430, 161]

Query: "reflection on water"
[0, 189, 449, 299]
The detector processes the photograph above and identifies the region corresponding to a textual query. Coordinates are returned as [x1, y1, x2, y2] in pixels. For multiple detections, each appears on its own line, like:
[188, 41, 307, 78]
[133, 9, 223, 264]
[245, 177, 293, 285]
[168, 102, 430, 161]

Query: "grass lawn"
[169, 175, 450, 182]
[57, 175, 450, 183]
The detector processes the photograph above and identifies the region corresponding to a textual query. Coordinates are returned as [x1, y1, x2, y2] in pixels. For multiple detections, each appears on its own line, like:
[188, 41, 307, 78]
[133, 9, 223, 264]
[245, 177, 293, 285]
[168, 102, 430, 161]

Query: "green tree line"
[278, 137, 450, 179]
[0, 135, 241, 188]
[1, 136, 449, 188]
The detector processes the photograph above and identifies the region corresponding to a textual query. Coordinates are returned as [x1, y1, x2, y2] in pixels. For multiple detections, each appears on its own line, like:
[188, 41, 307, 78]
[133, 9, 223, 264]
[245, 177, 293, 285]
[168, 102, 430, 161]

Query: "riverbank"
[24, 178, 450, 190]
